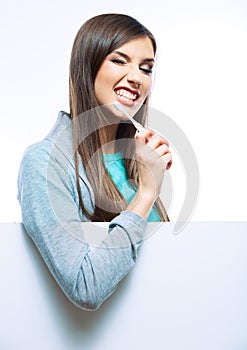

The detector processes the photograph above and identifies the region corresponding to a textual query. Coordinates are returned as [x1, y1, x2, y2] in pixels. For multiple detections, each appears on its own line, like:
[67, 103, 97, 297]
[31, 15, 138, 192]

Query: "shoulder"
[18, 140, 56, 180]
[22, 139, 53, 159]
[19, 111, 74, 172]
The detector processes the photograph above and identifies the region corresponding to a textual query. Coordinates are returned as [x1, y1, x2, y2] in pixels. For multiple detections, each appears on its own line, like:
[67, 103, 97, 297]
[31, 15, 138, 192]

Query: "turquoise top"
[103, 152, 160, 222]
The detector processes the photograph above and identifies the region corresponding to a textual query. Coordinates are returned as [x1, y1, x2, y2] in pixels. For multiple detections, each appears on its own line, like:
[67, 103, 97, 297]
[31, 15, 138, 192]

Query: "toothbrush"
[113, 102, 145, 132]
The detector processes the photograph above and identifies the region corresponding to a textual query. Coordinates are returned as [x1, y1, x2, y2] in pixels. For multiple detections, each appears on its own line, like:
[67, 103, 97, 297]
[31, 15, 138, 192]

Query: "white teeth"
[115, 89, 137, 101]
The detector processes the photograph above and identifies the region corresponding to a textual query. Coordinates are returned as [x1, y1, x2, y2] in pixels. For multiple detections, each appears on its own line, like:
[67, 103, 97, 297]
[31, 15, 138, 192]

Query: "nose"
[127, 67, 143, 86]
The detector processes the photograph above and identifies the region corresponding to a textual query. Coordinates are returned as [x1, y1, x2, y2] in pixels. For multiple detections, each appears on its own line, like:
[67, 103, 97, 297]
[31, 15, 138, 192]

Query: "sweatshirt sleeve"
[17, 140, 147, 311]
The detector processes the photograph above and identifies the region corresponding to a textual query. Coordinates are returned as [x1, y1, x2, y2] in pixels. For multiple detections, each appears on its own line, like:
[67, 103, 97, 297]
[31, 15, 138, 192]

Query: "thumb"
[135, 128, 154, 144]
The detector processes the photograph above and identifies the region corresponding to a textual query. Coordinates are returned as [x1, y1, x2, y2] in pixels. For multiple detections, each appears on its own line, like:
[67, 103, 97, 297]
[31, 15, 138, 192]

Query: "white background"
[1, 0, 246, 222]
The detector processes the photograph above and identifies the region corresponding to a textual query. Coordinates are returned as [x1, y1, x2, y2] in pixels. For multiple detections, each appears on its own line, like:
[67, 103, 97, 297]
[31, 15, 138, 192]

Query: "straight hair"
[69, 13, 169, 221]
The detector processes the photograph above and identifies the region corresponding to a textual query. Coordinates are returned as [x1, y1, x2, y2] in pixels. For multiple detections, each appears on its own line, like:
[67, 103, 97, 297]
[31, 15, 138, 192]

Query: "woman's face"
[94, 36, 155, 118]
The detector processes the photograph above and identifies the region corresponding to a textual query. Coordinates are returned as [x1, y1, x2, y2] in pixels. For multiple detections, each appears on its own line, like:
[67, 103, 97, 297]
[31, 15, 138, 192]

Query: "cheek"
[95, 74, 108, 99]
[95, 70, 116, 93]
[142, 80, 153, 99]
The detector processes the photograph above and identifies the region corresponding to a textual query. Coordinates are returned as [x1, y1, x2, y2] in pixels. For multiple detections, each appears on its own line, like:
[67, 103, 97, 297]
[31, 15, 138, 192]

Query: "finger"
[135, 128, 154, 143]
[154, 143, 170, 157]
[147, 135, 169, 151]
[161, 153, 173, 170]
[166, 159, 172, 170]
[146, 133, 169, 150]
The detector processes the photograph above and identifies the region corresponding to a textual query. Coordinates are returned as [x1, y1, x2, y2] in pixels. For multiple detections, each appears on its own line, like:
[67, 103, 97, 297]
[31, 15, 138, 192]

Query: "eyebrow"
[112, 50, 155, 63]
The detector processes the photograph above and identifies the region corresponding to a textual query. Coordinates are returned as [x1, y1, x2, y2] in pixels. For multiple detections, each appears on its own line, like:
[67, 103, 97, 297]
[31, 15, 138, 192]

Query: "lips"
[114, 86, 140, 102]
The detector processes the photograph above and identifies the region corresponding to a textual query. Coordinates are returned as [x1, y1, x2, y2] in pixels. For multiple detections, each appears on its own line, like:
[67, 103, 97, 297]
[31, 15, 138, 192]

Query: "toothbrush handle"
[129, 118, 145, 133]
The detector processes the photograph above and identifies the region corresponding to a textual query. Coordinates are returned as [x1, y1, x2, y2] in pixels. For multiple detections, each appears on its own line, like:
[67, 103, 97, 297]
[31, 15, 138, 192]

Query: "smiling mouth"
[114, 87, 140, 102]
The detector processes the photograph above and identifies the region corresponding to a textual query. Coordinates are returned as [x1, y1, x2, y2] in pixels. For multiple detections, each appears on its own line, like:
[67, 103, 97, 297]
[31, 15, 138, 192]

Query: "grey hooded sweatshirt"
[17, 111, 147, 311]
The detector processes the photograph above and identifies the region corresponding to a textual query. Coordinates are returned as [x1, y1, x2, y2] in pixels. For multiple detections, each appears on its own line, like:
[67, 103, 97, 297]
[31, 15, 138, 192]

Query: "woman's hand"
[135, 128, 172, 201]
[125, 128, 172, 220]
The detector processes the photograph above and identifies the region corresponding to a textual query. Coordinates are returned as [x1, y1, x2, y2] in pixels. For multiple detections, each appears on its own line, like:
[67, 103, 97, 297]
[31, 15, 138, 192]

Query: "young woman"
[18, 13, 172, 310]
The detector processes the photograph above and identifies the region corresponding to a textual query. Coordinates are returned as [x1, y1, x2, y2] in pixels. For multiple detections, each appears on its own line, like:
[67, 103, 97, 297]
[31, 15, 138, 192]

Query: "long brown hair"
[69, 13, 169, 221]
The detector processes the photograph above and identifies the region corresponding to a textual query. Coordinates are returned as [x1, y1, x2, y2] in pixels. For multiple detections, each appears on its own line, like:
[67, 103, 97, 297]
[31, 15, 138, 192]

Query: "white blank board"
[0, 222, 247, 350]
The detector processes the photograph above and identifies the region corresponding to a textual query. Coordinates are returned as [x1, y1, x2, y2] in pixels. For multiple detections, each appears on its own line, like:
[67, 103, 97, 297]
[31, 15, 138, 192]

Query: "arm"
[18, 140, 146, 311]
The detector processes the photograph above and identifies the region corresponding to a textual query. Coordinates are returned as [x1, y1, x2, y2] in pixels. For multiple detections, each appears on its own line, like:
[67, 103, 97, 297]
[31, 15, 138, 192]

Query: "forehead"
[112, 36, 155, 58]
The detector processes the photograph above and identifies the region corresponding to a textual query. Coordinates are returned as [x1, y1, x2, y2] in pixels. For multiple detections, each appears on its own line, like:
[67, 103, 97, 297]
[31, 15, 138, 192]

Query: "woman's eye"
[140, 65, 153, 74]
[111, 58, 126, 65]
